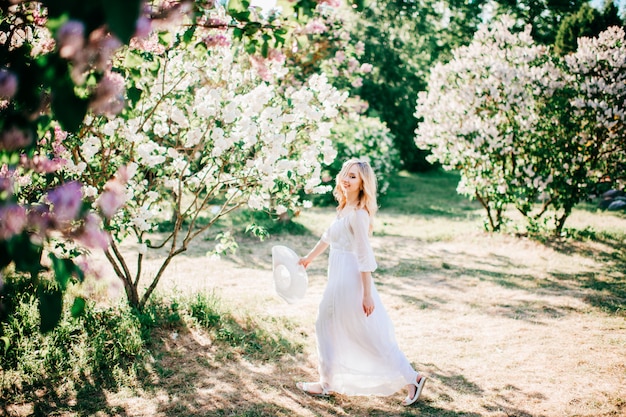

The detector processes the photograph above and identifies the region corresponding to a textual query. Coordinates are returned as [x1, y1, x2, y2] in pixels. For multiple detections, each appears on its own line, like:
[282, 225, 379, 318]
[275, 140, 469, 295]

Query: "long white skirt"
[315, 248, 418, 396]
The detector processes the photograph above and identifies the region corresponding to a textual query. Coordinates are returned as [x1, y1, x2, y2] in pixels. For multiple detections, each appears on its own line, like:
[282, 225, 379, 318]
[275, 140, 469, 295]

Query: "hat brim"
[272, 245, 308, 304]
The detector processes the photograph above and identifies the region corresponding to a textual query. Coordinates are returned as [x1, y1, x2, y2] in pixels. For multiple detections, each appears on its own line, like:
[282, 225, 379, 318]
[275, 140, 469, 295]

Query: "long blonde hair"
[333, 159, 378, 232]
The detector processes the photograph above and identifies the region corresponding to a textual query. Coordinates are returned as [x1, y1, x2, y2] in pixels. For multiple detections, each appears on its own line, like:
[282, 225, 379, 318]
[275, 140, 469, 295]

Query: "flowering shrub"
[415, 17, 626, 234]
[0, 0, 151, 332]
[50, 14, 346, 309]
[315, 113, 398, 205]
[0, 0, 349, 330]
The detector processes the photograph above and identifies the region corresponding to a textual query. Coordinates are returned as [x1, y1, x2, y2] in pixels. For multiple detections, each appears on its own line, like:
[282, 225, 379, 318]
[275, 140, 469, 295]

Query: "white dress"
[316, 208, 418, 396]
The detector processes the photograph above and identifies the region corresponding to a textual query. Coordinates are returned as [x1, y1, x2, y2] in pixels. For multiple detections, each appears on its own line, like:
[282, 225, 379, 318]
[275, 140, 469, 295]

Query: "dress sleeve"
[321, 226, 331, 244]
[348, 209, 377, 272]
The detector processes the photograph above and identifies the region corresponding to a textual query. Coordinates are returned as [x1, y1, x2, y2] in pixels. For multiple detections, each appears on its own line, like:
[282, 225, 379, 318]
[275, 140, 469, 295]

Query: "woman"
[296, 159, 426, 406]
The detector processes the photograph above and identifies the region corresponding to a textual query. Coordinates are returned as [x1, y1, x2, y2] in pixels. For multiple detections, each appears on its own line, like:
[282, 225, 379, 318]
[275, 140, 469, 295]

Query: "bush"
[0, 274, 145, 397]
[0, 278, 303, 403]
[314, 114, 400, 206]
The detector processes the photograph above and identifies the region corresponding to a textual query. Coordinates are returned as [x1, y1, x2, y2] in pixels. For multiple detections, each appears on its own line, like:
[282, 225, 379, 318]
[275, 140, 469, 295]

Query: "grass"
[2, 170, 626, 416]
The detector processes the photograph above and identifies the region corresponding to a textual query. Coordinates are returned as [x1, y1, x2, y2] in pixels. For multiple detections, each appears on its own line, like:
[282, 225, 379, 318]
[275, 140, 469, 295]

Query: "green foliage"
[230, 209, 309, 237]
[382, 170, 482, 217]
[351, 0, 486, 171]
[188, 292, 302, 360]
[315, 114, 400, 205]
[0, 281, 303, 404]
[554, 1, 624, 55]
[491, 0, 586, 45]
[0, 276, 145, 398]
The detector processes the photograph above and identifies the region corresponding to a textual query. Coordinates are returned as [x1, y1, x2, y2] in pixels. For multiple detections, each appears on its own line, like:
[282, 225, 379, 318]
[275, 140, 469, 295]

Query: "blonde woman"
[297, 159, 426, 406]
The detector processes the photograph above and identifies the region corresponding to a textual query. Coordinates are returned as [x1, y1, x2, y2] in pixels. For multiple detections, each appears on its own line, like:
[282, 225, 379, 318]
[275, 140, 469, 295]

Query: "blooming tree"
[415, 18, 626, 234]
[41, 8, 346, 310]
[0, 0, 153, 332]
[0, 0, 349, 329]
[415, 17, 561, 231]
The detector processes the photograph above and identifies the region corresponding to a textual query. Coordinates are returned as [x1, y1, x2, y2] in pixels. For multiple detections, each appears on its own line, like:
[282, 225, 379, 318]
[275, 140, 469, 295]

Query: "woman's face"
[340, 165, 362, 196]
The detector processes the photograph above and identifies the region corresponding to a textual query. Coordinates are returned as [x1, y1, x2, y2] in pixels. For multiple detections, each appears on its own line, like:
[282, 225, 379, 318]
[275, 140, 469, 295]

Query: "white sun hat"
[272, 245, 308, 304]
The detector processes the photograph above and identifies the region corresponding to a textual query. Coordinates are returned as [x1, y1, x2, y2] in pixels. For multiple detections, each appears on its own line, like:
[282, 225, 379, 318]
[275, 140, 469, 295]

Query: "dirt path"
[75, 209, 626, 416]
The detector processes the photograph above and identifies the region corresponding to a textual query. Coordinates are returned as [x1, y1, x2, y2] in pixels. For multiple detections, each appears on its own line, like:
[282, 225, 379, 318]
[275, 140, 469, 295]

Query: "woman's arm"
[299, 239, 329, 268]
[350, 210, 377, 316]
[361, 271, 374, 316]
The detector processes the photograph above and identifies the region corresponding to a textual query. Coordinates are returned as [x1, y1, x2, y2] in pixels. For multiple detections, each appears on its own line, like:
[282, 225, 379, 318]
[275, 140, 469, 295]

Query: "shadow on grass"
[5, 370, 134, 417]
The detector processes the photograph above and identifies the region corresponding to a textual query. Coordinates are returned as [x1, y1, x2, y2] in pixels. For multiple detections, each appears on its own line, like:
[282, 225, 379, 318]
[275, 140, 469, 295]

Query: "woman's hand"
[299, 256, 312, 269]
[362, 294, 375, 316]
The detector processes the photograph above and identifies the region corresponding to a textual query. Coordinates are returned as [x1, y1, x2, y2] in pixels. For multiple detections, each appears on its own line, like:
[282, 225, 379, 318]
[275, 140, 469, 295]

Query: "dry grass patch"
[37, 205, 623, 417]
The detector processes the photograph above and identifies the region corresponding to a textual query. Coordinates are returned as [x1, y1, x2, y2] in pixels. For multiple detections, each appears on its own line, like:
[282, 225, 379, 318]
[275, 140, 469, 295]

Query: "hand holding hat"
[272, 245, 308, 304]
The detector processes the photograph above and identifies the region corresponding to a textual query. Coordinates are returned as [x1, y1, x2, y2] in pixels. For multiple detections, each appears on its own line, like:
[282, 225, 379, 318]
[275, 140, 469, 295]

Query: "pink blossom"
[347, 58, 359, 72]
[203, 34, 230, 48]
[359, 63, 373, 73]
[54, 126, 68, 142]
[32, 6, 47, 26]
[75, 213, 110, 250]
[115, 164, 136, 183]
[97, 165, 134, 219]
[268, 49, 286, 64]
[97, 180, 126, 219]
[134, 16, 152, 39]
[90, 71, 126, 116]
[27, 206, 53, 244]
[20, 154, 66, 173]
[0, 69, 18, 99]
[0, 204, 27, 239]
[351, 77, 363, 88]
[334, 50, 345, 64]
[88, 29, 123, 71]
[0, 126, 33, 151]
[318, 0, 341, 7]
[355, 41, 365, 55]
[57, 20, 85, 59]
[304, 19, 328, 35]
[47, 181, 83, 224]
[150, 1, 193, 32]
[130, 35, 166, 54]
[206, 17, 229, 27]
[250, 56, 272, 82]
[74, 255, 103, 280]
[0, 175, 12, 197]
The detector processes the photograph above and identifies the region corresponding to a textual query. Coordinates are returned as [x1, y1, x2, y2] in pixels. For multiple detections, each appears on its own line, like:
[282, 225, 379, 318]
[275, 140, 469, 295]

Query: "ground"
[41, 206, 625, 417]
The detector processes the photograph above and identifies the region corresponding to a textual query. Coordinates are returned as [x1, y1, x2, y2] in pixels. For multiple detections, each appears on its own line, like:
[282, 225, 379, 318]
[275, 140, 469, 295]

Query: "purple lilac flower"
[47, 181, 83, 224]
[0, 204, 27, 239]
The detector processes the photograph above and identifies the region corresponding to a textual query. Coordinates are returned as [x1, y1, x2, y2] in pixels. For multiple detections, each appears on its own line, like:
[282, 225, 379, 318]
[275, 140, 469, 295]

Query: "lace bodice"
[321, 208, 377, 272]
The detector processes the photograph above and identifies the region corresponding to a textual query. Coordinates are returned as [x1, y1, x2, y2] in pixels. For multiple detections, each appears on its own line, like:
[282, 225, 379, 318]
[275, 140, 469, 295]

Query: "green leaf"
[0, 240, 10, 269]
[230, 11, 251, 21]
[245, 41, 257, 55]
[0, 337, 9, 354]
[51, 74, 89, 133]
[228, 0, 246, 12]
[49, 253, 75, 291]
[244, 22, 262, 35]
[124, 51, 145, 68]
[38, 284, 63, 333]
[194, 41, 208, 55]
[9, 233, 43, 276]
[70, 297, 86, 317]
[127, 86, 143, 106]
[183, 27, 196, 44]
[158, 31, 173, 46]
[104, 0, 142, 44]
